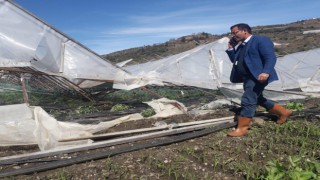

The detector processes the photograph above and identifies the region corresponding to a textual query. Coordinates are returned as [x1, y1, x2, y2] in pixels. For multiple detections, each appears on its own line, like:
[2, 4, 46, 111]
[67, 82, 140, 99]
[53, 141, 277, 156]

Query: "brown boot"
[269, 104, 292, 124]
[227, 116, 251, 137]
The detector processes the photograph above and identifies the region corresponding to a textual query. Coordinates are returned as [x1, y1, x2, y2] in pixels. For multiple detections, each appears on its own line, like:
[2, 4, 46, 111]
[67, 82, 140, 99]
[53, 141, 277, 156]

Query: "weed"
[243, 163, 260, 180]
[249, 143, 259, 161]
[105, 158, 114, 171]
[180, 146, 195, 156]
[105, 158, 123, 176]
[212, 154, 221, 170]
[75, 104, 98, 114]
[149, 158, 182, 179]
[231, 162, 243, 175]
[222, 157, 235, 167]
[215, 140, 223, 151]
[262, 156, 320, 180]
[267, 138, 274, 153]
[286, 101, 304, 111]
[175, 155, 187, 162]
[57, 170, 68, 180]
[141, 108, 156, 117]
[258, 140, 264, 150]
[110, 103, 130, 112]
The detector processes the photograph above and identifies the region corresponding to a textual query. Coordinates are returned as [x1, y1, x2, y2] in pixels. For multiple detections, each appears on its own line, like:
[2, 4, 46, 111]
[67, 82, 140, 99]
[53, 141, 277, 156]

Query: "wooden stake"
[20, 75, 29, 105]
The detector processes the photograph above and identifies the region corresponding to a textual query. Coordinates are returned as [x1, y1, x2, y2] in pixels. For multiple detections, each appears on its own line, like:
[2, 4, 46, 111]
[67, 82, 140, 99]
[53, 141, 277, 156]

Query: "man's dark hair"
[230, 23, 252, 34]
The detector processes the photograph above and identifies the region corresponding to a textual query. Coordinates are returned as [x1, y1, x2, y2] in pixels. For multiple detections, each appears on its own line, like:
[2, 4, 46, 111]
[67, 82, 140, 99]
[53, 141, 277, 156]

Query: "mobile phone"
[229, 37, 238, 47]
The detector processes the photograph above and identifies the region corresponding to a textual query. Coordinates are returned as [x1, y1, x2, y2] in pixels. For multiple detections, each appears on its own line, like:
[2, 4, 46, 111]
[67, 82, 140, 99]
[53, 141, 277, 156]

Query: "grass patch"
[110, 104, 130, 112]
[141, 108, 156, 117]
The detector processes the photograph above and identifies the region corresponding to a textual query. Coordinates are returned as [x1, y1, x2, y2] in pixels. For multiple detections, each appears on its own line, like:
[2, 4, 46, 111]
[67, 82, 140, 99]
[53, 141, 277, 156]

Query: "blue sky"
[13, 0, 320, 55]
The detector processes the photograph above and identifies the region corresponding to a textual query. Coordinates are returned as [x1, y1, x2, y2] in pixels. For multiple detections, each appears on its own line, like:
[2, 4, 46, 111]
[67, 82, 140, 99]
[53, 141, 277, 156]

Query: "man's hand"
[228, 37, 238, 48]
[258, 73, 269, 83]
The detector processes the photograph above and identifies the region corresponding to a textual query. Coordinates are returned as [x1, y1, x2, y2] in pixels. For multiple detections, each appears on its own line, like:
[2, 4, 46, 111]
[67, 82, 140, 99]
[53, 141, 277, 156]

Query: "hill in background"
[102, 18, 320, 64]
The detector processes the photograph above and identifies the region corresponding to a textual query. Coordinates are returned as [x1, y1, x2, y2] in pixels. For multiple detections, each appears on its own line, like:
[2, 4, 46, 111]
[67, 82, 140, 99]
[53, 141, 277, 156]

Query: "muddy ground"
[0, 97, 319, 180]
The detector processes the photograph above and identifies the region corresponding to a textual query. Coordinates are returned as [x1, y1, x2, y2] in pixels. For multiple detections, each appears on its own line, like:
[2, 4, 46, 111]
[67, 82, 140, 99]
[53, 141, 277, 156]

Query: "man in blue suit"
[225, 23, 292, 137]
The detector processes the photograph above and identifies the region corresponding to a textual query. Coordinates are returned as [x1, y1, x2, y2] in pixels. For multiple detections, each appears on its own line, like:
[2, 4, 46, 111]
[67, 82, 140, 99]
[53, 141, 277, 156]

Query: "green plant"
[75, 104, 98, 114]
[181, 147, 195, 156]
[57, 170, 68, 180]
[110, 104, 130, 112]
[175, 155, 187, 162]
[249, 143, 259, 161]
[286, 102, 304, 111]
[263, 156, 320, 180]
[105, 158, 114, 171]
[243, 163, 260, 180]
[141, 108, 156, 117]
[0, 91, 23, 105]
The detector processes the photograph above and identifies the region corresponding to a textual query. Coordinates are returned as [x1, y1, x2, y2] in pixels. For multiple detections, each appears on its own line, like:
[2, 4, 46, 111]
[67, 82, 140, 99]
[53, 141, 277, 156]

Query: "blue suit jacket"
[226, 35, 278, 84]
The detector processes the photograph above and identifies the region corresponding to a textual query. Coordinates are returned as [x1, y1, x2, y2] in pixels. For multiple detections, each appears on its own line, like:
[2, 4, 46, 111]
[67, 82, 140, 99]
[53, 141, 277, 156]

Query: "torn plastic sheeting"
[144, 98, 187, 118]
[0, 98, 188, 151]
[33, 108, 144, 151]
[197, 99, 232, 110]
[0, 0, 130, 89]
[35, 98, 187, 150]
[113, 36, 320, 94]
[299, 78, 320, 92]
[116, 59, 133, 67]
[0, 104, 37, 146]
[113, 38, 230, 90]
[112, 70, 166, 90]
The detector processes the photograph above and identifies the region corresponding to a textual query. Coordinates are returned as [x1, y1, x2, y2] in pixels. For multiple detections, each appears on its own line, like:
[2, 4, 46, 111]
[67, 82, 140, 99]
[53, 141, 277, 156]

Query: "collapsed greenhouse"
[0, 0, 320, 152]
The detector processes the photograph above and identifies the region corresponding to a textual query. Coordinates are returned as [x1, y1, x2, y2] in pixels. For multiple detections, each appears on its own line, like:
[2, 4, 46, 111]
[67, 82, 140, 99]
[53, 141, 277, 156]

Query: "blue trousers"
[240, 78, 275, 118]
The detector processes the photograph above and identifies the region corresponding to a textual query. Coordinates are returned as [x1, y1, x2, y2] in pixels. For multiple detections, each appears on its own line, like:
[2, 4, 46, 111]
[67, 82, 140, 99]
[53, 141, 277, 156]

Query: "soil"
[0, 98, 319, 180]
